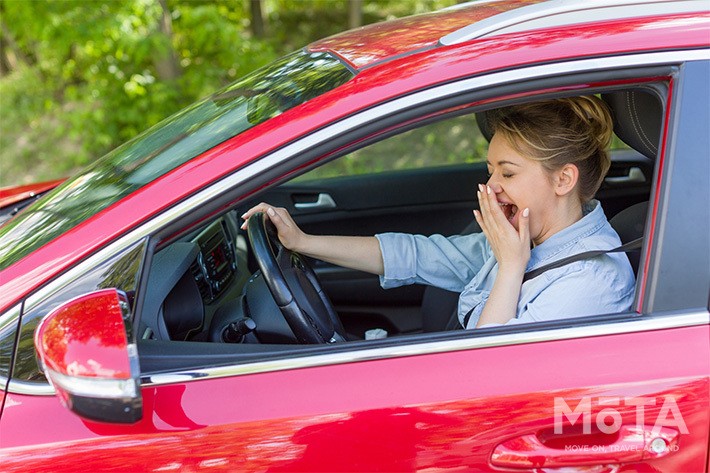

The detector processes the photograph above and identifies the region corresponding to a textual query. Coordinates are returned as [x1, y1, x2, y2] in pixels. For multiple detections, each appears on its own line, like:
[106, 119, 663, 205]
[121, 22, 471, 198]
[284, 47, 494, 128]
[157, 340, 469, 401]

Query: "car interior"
[136, 85, 663, 374]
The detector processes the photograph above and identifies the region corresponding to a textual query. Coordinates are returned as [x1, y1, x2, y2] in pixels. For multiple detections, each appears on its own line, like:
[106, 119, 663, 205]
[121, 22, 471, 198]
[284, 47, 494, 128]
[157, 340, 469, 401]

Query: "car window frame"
[8, 50, 709, 394]
[136, 54, 708, 377]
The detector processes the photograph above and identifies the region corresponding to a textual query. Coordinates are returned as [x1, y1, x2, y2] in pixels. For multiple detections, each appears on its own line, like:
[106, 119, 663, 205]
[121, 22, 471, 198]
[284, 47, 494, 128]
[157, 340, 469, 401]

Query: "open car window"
[132, 82, 665, 376]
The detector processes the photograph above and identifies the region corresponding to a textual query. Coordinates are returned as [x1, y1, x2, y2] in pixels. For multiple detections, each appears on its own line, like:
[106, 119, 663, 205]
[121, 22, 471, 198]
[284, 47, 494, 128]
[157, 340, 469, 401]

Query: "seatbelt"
[522, 236, 643, 282]
[461, 236, 643, 328]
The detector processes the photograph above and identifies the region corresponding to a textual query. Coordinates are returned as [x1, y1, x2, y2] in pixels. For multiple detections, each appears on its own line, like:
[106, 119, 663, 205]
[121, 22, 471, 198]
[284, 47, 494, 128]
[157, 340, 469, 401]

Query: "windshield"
[0, 51, 353, 270]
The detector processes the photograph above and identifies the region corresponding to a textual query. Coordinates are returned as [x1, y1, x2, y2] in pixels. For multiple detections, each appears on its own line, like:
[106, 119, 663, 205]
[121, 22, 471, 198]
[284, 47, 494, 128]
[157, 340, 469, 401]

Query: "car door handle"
[293, 193, 337, 210]
[490, 425, 680, 469]
[604, 166, 646, 184]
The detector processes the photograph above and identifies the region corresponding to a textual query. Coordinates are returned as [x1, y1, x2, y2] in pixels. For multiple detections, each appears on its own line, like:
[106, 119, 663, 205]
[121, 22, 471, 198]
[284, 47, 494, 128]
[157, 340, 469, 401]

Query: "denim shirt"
[376, 200, 636, 328]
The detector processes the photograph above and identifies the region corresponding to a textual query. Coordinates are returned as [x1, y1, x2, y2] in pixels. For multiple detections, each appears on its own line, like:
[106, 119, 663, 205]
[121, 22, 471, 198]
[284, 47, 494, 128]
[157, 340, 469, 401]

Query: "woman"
[242, 96, 636, 329]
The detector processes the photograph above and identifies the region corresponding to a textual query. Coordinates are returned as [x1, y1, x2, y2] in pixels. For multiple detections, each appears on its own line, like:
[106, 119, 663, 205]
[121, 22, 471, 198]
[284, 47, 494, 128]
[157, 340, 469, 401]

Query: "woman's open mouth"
[499, 202, 519, 224]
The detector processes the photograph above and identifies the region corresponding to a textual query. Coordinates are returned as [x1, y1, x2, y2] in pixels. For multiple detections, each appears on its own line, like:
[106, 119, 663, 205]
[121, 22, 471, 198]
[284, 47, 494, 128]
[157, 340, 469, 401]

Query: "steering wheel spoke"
[247, 212, 347, 344]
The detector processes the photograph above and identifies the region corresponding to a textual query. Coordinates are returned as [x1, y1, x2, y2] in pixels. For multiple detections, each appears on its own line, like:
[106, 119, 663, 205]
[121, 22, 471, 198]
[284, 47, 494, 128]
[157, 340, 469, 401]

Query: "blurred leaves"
[0, 0, 457, 187]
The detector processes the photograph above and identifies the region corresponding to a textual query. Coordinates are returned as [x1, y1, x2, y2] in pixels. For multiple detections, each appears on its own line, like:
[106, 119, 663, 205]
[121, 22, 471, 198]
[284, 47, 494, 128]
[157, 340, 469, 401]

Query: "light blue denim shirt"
[376, 200, 635, 328]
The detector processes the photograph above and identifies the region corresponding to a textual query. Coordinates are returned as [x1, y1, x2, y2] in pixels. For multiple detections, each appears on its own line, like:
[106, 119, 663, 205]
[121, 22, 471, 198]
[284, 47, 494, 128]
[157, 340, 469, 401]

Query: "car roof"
[308, 0, 709, 70]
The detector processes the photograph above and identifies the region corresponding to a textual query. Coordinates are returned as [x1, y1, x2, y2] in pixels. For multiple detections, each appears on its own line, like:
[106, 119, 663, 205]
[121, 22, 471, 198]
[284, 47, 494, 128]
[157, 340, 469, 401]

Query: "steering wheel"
[247, 212, 347, 344]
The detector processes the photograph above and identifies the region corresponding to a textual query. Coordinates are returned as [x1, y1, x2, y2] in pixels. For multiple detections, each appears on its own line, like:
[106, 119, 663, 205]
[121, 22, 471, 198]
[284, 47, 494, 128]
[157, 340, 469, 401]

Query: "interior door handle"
[293, 193, 337, 210]
[490, 425, 679, 469]
[604, 166, 646, 184]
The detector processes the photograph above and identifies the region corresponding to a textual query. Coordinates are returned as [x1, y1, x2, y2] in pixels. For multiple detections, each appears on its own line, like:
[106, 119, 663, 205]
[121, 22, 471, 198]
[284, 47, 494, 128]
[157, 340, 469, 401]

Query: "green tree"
[0, 0, 456, 187]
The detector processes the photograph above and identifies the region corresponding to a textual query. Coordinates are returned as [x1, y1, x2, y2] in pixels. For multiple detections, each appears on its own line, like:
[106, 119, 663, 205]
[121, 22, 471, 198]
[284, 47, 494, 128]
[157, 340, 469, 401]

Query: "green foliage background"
[0, 0, 458, 187]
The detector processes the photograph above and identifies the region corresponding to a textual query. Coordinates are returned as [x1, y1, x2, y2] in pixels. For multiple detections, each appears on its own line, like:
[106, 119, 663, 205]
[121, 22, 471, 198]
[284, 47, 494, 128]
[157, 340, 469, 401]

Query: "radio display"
[193, 220, 236, 303]
[206, 234, 228, 272]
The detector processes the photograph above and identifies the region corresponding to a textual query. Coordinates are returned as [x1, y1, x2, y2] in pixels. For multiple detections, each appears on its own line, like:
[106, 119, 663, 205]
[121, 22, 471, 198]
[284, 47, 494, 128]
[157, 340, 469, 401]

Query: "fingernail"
[478, 184, 484, 192]
[477, 190, 481, 199]
[486, 185, 491, 195]
[267, 208, 275, 216]
[523, 208, 529, 217]
[241, 213, 247, 219]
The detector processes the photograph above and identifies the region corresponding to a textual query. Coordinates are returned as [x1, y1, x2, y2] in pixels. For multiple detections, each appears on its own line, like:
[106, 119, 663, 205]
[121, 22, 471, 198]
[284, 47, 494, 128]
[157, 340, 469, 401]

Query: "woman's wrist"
[497, 260, 527, 277]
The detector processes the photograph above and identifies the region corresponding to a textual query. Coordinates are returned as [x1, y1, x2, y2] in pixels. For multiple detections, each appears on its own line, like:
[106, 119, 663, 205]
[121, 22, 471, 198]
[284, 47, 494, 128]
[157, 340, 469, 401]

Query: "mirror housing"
[34, 289, 142, 423]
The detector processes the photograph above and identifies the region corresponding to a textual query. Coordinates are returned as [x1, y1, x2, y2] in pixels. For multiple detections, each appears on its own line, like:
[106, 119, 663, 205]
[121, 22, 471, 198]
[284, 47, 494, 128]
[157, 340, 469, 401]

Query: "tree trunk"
[250, 0, 266, 38]
[0, 19, 31, 71]
[154, 0, 181, 81]
[348, 0, 363, 29]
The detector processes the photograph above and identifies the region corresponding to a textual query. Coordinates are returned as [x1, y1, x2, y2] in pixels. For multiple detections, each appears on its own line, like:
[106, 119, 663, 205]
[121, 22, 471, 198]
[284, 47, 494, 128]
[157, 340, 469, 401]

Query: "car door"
[2, 60, 707, 473]
[132, 60, 708, 471]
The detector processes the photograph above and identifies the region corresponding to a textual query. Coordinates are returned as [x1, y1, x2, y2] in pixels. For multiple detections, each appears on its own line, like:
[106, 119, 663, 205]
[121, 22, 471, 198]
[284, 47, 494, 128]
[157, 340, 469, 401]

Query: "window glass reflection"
[0, 52, 353, 270]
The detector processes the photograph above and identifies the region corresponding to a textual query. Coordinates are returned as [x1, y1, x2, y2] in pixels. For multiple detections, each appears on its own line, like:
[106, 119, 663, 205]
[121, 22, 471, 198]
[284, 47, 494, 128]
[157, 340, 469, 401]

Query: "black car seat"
[421, 89, 662, 332]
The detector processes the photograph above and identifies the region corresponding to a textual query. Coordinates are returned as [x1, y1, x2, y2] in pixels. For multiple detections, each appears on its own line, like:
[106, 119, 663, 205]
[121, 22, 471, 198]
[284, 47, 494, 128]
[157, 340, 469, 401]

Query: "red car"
[1, 0, 708, 471]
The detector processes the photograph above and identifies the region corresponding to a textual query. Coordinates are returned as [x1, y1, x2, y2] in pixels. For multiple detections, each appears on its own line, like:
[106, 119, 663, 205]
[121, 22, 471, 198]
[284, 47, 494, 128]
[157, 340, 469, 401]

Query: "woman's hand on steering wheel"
[241, 203, 307, 252]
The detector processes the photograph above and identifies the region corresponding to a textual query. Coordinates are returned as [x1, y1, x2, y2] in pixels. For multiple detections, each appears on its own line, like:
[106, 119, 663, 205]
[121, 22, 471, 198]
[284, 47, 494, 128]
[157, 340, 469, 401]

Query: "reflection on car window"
[0, 51, 354, 270]
[11, 240, 146, 384]
[293, 114, 488, 181]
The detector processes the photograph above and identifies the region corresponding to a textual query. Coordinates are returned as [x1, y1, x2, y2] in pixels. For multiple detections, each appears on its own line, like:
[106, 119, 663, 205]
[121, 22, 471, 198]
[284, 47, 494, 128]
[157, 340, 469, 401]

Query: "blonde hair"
[488, 96, 613, 203]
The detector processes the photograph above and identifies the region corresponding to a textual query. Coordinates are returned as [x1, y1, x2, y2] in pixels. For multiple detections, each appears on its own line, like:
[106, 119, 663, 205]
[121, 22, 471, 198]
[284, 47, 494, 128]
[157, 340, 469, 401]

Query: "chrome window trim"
[6, 379, 55, 396]
[13, 311, 709, 395]
[12, 49, 710, 396]
[144, 311, 709, 386]
[0, 303, 21, 392]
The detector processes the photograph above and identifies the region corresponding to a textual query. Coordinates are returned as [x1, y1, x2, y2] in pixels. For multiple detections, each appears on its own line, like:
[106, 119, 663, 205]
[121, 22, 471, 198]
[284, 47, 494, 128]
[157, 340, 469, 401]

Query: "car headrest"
[476, 110, 494, 143]
[601, 89, 663, 160]
[475, 90, 663, 160]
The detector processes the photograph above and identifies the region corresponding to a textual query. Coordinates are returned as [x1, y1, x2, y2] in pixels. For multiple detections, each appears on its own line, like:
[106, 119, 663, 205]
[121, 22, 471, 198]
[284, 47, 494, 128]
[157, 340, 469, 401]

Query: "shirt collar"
[528, 200, 606, 268]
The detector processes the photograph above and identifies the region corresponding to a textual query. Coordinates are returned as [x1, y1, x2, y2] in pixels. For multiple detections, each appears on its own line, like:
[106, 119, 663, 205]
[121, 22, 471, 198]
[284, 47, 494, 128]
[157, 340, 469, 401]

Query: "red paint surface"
[34, 289, 131, 379]
[0, 179, 64, 209]
[1, 325, 708, 471]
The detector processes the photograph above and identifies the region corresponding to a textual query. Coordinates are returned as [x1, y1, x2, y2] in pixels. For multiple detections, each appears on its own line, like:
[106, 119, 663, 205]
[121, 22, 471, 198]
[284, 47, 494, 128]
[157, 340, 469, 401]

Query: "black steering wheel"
[247, 212, 347, 344]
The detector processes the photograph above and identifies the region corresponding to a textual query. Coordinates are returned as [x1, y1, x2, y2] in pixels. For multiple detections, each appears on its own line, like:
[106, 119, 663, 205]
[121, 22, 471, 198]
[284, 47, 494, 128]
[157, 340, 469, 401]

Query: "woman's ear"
[555, 163, 579, 196]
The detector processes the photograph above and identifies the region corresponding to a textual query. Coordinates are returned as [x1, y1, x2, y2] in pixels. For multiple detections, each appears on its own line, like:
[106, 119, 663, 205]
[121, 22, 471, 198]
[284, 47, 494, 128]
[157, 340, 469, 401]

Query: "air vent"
[190, 261, 212, 302]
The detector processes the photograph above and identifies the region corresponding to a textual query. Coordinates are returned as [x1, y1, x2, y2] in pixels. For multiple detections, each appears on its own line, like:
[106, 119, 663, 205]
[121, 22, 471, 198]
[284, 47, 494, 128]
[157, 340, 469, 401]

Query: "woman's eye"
[502, 173, 513, 178]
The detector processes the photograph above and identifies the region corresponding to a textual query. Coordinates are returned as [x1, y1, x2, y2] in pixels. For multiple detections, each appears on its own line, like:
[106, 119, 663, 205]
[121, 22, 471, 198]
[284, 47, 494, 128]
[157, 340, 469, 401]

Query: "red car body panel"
[1, 325, 707, 471]
[0, 13, 707, 314]
[0, 179, 64, 209]
[308, 0, 541, 69]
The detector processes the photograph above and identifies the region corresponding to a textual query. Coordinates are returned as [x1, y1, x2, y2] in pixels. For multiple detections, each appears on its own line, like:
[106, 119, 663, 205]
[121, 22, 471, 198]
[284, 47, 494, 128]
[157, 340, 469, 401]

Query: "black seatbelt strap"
[460, 237, 643, 329]
[522, 237, 643, 283]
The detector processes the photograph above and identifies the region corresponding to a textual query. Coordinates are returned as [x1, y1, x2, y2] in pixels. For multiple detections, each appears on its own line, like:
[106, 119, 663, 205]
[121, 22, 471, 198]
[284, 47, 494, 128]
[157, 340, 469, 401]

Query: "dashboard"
[191, 219, 238, 304]
[141, 212, 250, 342]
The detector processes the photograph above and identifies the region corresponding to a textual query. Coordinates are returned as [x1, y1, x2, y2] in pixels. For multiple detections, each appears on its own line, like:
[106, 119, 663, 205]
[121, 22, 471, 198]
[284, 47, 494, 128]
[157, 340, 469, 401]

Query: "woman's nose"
[485, 177, 503, 193]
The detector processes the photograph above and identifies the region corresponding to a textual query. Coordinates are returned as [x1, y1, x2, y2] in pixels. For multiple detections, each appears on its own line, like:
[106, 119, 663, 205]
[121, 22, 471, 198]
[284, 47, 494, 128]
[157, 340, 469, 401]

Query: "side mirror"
[34, 289, 142, 423]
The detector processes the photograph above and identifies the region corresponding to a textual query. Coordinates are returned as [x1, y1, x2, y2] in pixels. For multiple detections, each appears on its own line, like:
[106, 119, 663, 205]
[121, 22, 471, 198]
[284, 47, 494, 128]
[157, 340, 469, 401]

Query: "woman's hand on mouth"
[473, 184, 531, 274]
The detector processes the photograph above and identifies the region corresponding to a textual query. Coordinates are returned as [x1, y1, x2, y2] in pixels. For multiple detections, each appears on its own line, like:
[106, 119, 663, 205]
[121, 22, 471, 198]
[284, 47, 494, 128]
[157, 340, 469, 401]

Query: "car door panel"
[2, 324, 707, 472]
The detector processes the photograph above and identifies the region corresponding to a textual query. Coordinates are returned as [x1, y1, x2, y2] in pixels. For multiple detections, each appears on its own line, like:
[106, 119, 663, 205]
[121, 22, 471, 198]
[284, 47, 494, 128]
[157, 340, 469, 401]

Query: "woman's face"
[485, 133, 575, 245]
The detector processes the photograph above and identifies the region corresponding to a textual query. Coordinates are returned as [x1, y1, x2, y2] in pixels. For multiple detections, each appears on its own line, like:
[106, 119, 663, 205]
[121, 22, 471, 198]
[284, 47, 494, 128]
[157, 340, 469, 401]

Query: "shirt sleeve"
[376, 232, 490, 292]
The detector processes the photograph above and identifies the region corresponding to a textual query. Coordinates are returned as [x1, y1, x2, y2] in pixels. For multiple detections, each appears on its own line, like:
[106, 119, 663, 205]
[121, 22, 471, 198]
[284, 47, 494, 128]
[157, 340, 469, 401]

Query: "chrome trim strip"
[14, 49, 710, 395]
[44, 367, 138, 399]
[440, 0, 709, 46]
[0, 304, 21, 393]
[144, 311, 709, 387]
[6, 379, 55, 396]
